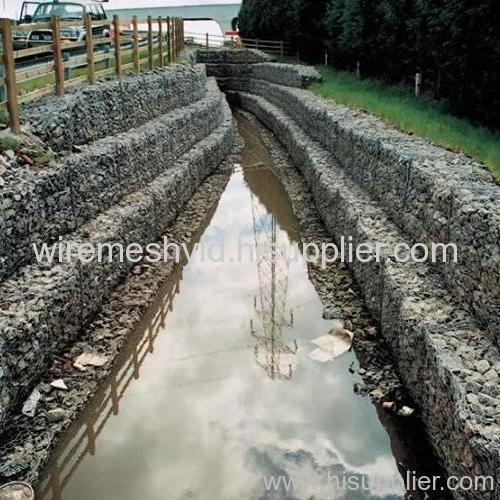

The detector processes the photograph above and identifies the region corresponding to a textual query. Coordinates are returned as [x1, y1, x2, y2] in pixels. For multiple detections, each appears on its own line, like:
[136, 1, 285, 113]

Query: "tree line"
[237, 0, 500, 128]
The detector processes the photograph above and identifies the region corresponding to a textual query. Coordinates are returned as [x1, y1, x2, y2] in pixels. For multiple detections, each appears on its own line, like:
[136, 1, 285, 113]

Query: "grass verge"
[17, 45, 170, 94]
[312, 67, 500, 181]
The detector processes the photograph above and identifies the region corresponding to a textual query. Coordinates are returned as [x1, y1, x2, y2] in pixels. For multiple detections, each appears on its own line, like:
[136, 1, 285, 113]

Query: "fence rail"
[0, 15, 185, 133]
[183, 31, 290, 57]
[1, 17, 288, 134]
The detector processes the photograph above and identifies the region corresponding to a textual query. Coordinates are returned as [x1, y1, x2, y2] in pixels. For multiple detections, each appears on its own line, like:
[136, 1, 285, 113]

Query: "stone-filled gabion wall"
[190, 48, 276, 65]
[0, 77, 224, 283]
[22, 66, 208, 152]
[194, 52, 498, 348]
[0, 69, 234, 433]
[207, 63, 322, 89]
[189, 49, 499, 499]
[231, 77, 500, 347]
[228, 90, 500, 499]
[190, 49, 322, 88]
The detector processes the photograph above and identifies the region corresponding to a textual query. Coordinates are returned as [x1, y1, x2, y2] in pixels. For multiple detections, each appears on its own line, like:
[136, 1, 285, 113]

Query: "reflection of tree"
[250, 189, 298, 381]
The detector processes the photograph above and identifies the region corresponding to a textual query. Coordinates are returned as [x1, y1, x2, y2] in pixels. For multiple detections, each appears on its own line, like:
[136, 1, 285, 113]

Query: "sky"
[1, 0, 241, 19]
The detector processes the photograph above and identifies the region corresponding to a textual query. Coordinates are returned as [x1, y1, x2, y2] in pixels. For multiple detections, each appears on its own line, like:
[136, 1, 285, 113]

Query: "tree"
[239, 0, 295, 46]
[293, 0, 329, 62]
[239, 0, 500, 126]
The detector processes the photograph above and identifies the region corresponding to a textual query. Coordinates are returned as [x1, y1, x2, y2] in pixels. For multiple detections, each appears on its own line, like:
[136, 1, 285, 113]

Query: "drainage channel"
[36, 115, 443, 500]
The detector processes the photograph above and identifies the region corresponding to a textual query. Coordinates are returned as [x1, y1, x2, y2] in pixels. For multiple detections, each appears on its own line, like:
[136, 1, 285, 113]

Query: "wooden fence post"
[113, 15, 122, 77]
[0, 18, 20, 134]
[172, 17, 177, 63]
[173, 19, 177, 57]
[178, 20, 181, 54]
[51, 16, 65, 96]
[0, 65, 5, 103]
[158, 17, 164, 68]
[147, 16, 154, 70]
[177, 18, 182, 55]
[280, 41, 284, 58]
[166, 17, 171, 65]
[84, 14, 96, 84]
[175, 18, 181, 57]
[415, 72, 422, 96]
[206, 32, 209, 49]
[132, 15, 140, 75]
[174, 19, 178, 56]
[180, 19, 184, 51]
[356, 60, 361, 79]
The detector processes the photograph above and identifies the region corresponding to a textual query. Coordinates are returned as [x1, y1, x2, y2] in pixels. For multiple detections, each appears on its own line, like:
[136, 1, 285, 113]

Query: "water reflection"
[37, 116, 412, 500]
[249, 178, 298, 381]
[242, 117, 300, 382]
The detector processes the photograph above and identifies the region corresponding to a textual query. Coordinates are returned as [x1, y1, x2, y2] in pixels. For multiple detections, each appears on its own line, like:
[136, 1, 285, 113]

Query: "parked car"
[15, 0, 110, 49]
[12, 1, 38, 49]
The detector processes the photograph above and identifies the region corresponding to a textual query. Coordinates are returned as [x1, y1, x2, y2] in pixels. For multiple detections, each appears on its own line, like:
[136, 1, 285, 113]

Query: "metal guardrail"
[0, 15, 185, 133]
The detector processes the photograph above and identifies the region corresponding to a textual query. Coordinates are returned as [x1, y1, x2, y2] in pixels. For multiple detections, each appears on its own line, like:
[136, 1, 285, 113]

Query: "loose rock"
[47, 408, 67, 423]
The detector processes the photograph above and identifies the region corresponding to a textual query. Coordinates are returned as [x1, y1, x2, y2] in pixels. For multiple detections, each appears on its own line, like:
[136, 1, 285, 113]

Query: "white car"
[16, 0, 110, 48]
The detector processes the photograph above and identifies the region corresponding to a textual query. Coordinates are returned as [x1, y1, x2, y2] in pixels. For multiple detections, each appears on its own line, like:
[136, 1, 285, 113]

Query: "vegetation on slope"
[238, 0, 500, 128]
[313, 67, 500, 180]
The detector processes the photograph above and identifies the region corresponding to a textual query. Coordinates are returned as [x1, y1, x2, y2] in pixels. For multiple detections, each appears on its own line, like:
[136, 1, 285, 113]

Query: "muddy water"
[38, 117, 428, 500]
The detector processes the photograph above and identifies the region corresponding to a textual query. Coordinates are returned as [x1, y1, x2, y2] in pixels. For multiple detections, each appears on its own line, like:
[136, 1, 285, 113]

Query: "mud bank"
[192, 49, 500, 498]
[0, 66, 233, 434]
